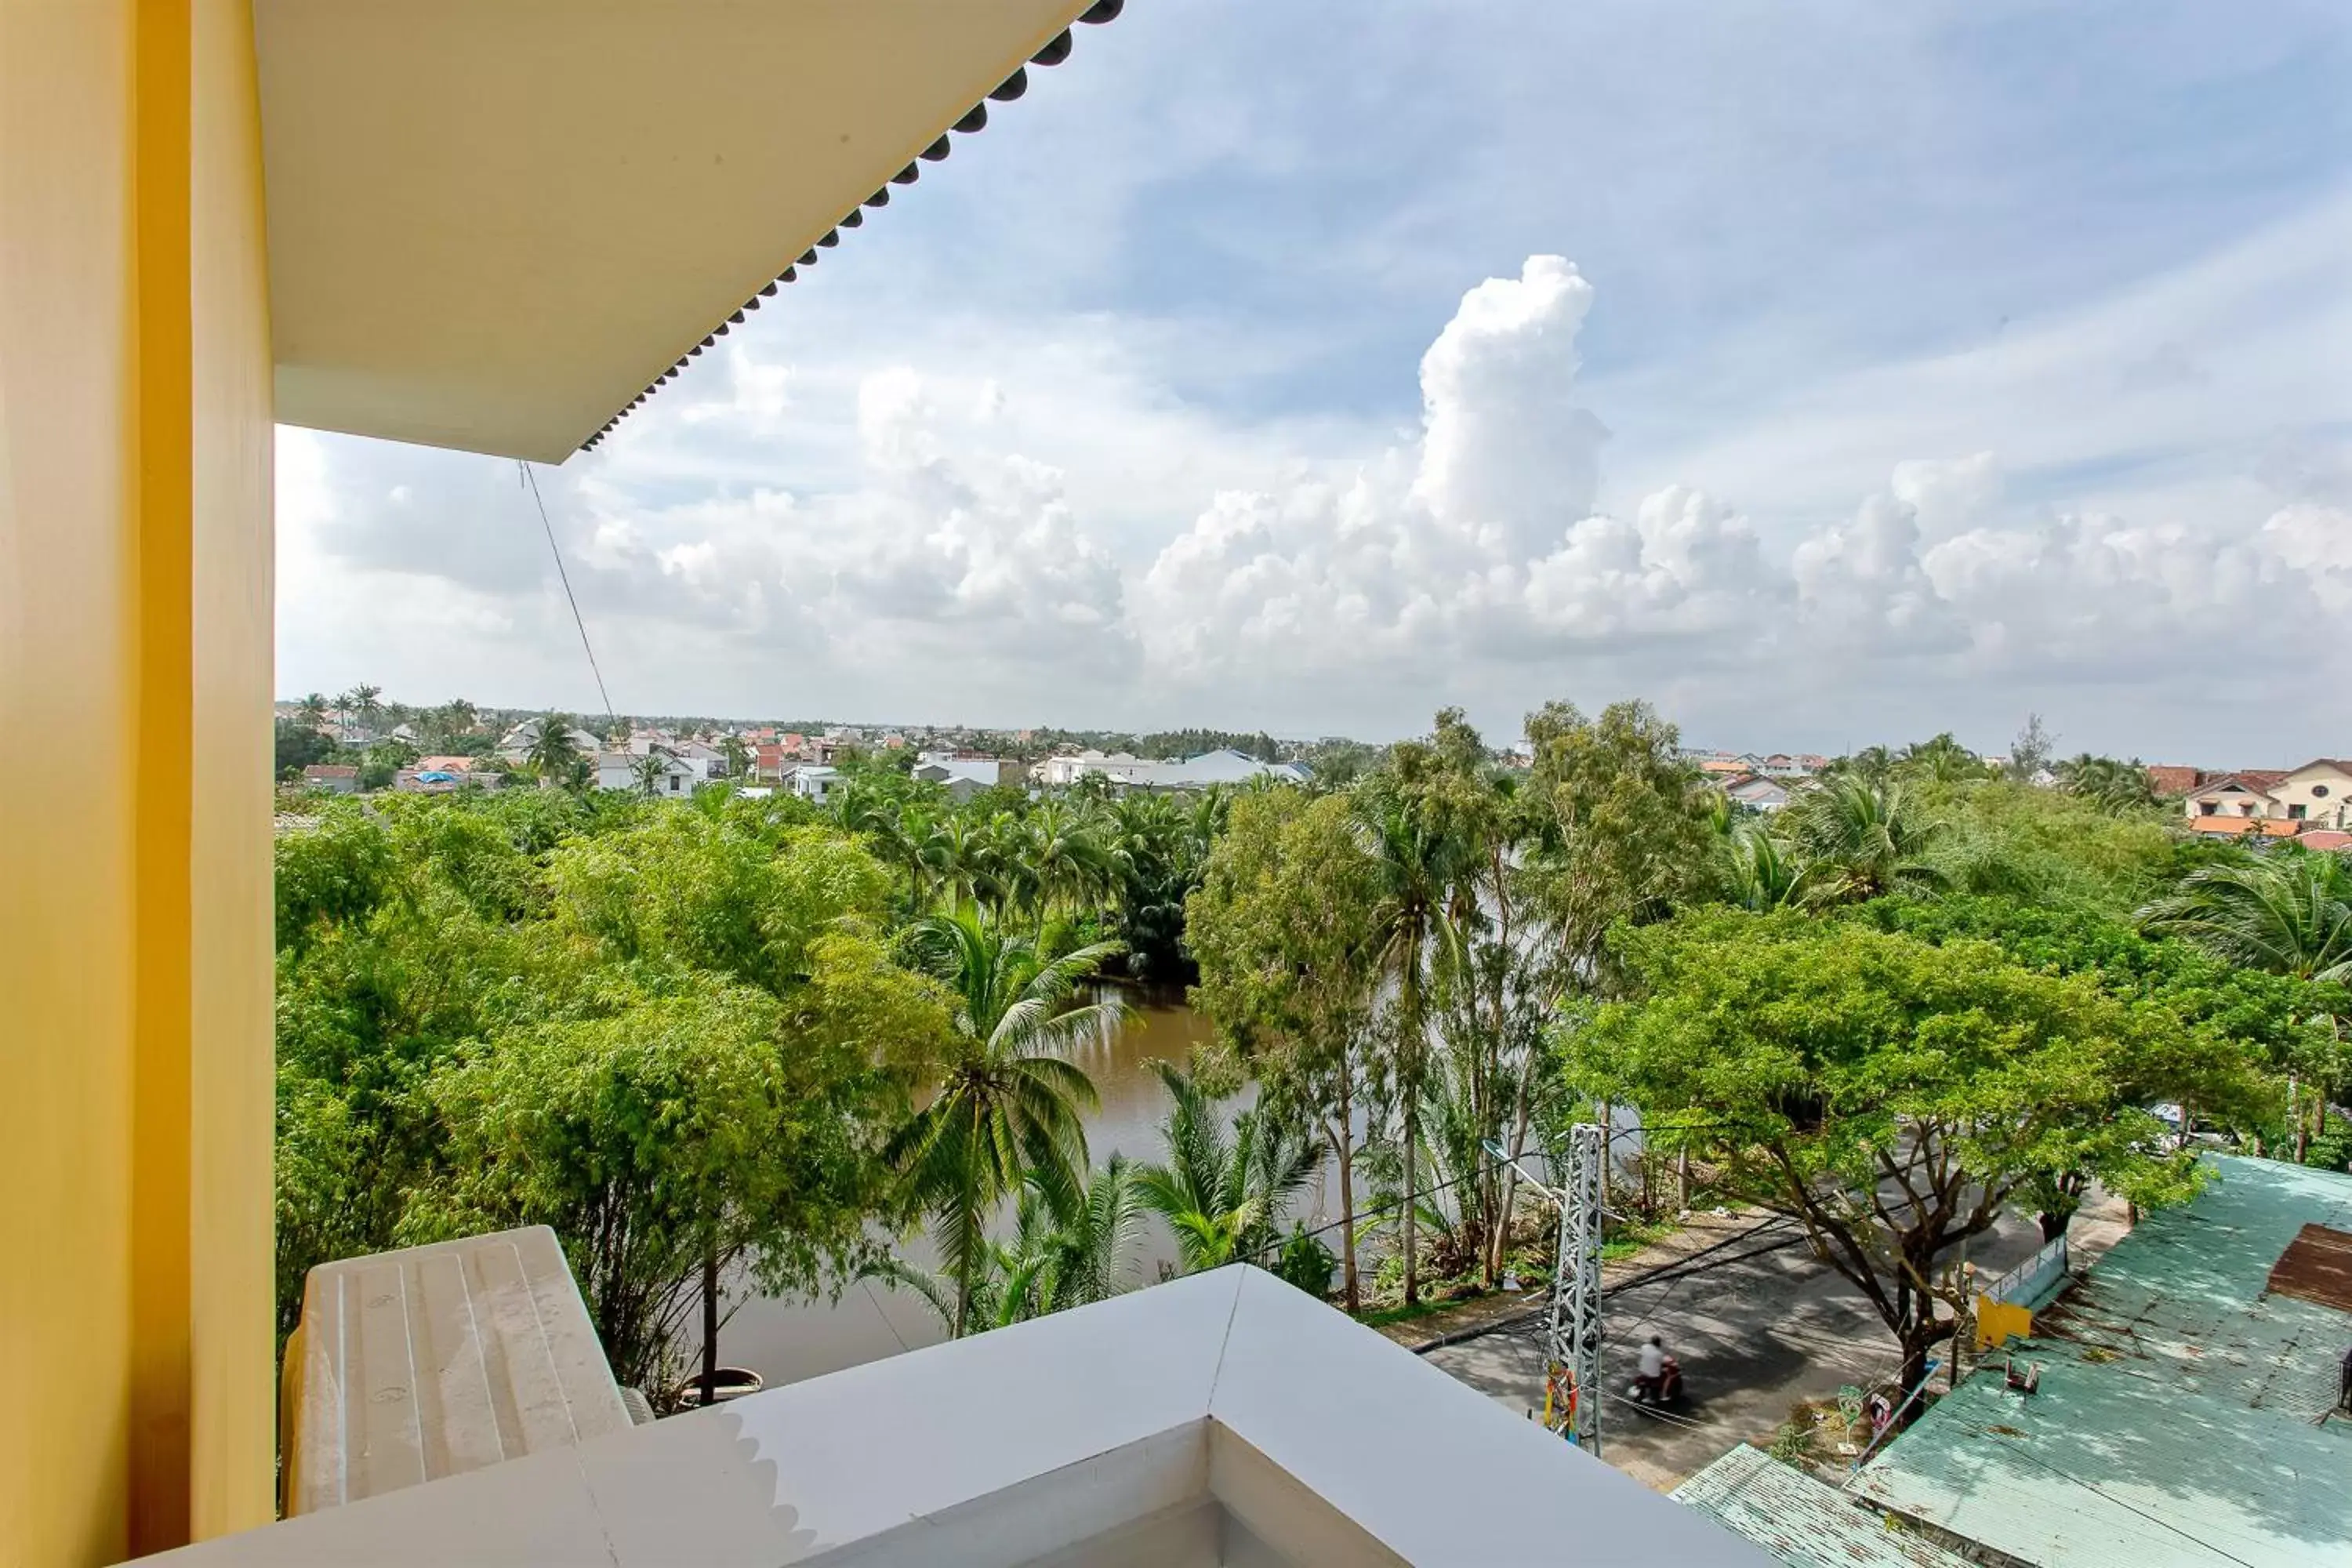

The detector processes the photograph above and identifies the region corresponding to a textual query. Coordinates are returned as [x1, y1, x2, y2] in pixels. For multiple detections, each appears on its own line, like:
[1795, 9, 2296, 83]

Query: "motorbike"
[1627, 1354, 1684, 1408]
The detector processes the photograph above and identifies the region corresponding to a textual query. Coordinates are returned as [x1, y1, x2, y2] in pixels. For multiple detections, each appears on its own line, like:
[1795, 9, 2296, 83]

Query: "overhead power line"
[519, 459, 616, 728]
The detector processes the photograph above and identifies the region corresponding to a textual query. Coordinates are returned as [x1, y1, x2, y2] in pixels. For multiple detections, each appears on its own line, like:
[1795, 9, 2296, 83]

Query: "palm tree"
[1783, 775, 1947, 904]
[297, 692, 329, 731]
[526, 711, 586, 780]
[887, 909, 1123, 1336]
[630, 751, 669, 797]
[719, 735, 750, 779]
[350, 683, 384, 731]
[1897, 732, 1987, 784]
[866, 1157, 1146, 1335]
[1024, 799, 1112, 924]
[1356, 786, 1465, 1306]
[1137, 1060, 1321, 1273]
[2138, 850, 2352, 983]
[1722, 819, 1804, 911]
[2138, 848, 2352, 1160]
[2056, 754, 2156, 814]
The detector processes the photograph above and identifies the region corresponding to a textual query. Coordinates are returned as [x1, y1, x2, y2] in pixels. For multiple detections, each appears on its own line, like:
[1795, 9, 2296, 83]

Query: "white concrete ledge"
[152, 1268, 1767, 1566]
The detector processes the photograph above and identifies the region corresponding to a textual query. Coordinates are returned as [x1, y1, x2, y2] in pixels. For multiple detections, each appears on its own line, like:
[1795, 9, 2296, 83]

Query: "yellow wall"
[0, 0, 274, 1561]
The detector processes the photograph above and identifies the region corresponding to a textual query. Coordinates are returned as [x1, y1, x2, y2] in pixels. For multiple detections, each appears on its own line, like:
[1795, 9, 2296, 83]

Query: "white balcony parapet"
[163, 1266, 1767, 1566]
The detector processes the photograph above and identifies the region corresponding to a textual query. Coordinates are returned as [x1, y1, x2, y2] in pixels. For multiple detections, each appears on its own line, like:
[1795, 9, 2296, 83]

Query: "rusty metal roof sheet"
[2268, 1222, 2352, 1314]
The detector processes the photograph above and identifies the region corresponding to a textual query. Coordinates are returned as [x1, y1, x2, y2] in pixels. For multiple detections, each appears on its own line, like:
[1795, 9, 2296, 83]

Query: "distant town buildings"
[1033, 747, 1309, 792]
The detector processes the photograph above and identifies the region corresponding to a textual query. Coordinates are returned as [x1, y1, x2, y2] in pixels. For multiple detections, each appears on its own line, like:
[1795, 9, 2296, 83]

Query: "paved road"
[1423, 1196, 2128, 1492]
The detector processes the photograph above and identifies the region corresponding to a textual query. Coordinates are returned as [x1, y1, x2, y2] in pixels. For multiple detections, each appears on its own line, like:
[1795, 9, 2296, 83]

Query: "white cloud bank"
[282, 252, 2349, 754]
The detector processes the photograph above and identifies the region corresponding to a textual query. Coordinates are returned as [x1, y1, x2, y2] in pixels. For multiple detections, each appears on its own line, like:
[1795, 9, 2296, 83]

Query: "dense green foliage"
[273, 789, 954, 1393]
[278, 693, 2352, 1406]
[1578, 909, 2247, 1385]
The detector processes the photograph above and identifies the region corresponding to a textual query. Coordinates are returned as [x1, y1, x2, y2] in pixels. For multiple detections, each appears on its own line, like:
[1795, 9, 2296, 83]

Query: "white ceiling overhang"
[255, 1, 1110, 463]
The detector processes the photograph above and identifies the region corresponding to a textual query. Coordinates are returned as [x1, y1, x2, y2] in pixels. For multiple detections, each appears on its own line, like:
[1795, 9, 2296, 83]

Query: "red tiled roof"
[303, 764, 358, 778]
[2146, 765, 2202, 797]
[2187, 770, 2288, 797]
[2299, 830, 2352, 852]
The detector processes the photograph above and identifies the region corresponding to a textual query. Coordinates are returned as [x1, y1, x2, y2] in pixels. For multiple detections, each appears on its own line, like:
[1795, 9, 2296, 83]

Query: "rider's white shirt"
[1638, 1343, 1665, 1378]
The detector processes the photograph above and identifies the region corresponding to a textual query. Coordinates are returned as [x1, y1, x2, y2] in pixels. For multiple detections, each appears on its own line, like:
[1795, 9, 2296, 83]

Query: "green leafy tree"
[886, 909, 1120, 1335]
[1188, 789, 1385, 1308]
[359, 736, 419, 792]
[274, 716, 336, 782]
[2006, 713, 2056, 783]
[1580, 910, 2219, 1395]
[410, 973, 918, 1396]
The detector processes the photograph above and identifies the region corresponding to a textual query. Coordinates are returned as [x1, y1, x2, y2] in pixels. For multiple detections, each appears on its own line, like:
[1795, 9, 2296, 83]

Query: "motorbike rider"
[1635, 1335, 1668, 1400]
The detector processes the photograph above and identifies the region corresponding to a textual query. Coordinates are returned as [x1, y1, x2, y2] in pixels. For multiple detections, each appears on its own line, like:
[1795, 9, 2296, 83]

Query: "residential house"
[790, 764, 840, 806]
[673, 739, 727, 777]
[2266, 758, 2352, 828]
[2183, 770, 2288, 822]
[495, 718, 604, 764]
[2147, 764, 2203, 797]
[594, 751, 697, 797]
[1721, 774, 1790, 812]
[299, 765, 359, 795]
[913, 753, 1018, 803]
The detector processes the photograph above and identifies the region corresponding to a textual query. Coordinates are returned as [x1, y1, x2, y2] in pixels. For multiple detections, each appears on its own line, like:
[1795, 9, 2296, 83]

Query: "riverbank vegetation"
[274, 707, 2351, 1403]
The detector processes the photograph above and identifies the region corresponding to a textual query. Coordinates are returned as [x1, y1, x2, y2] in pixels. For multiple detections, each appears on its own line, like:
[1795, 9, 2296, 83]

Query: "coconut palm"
[2056, 753, 2156, 814]
[866, 1156, 1146, 1336]
[887, 909, 1122, 1336]
[297, 692, 330, 731]
[1783, 775, 1947, 904]
[1897, 732, 1988, 784]
[1722, 819, 1804, 911]
[2136, 848, 2352, 983]
[630, 751, 670, 797]
[526, 711, 586, 778]
[1137, 1060, 1321, 1273]
[1023, 799, 1112, 924]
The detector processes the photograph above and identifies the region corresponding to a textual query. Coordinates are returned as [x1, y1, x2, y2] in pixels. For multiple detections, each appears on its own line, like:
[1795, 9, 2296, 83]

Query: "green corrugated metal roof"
[1675, 1445, 1974, 1568]
[1853, 1156, 2352, 1567]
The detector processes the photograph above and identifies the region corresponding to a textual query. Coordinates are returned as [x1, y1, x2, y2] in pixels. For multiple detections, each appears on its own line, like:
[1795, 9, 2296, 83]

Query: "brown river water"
[722, 994, 1350, 1389]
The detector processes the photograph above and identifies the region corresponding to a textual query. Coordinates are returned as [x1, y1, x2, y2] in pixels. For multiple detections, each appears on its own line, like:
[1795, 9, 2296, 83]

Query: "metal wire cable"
[520, 459, 616, 728]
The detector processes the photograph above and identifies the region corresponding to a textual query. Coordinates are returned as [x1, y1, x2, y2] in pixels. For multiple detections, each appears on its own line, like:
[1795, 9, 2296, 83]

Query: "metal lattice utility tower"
[1549, 1122, 1606, 1453]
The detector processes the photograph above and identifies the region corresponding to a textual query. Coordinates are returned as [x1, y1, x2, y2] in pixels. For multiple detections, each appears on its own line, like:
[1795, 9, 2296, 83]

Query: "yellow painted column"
[0, 0, 274, 1560]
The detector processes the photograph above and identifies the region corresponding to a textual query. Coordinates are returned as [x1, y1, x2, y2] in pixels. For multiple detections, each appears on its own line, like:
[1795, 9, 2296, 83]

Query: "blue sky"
[281, 2, 2352, 760]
